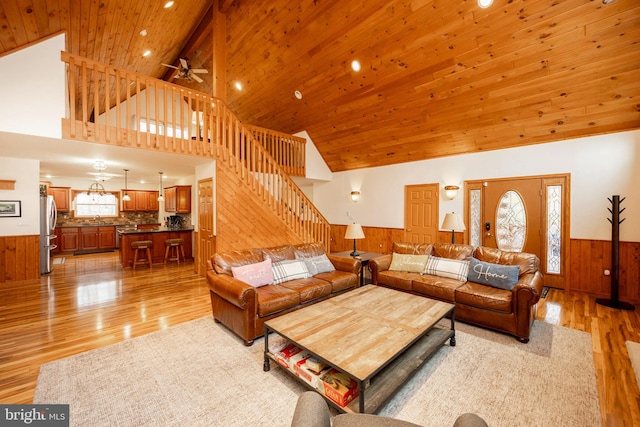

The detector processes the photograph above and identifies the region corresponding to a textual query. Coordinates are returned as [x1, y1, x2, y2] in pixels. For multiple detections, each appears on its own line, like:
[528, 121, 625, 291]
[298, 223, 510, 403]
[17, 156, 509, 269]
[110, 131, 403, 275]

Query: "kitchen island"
[119, 227, 194, 268]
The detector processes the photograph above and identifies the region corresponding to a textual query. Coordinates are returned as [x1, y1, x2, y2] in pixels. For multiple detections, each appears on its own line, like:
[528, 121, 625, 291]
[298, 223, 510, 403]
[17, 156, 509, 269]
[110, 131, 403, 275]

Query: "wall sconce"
[350, 191, 361, 202]
[444, 185, 460, 200]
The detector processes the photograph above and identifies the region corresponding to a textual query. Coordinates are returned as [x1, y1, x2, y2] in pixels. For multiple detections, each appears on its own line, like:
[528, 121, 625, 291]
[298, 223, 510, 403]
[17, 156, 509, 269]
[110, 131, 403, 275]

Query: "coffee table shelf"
[263, 286, 455, 414]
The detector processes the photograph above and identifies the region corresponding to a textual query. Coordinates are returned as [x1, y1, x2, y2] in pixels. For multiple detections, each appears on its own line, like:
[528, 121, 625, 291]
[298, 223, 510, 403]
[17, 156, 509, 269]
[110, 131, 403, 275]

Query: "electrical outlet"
[346, 210, 351, 217]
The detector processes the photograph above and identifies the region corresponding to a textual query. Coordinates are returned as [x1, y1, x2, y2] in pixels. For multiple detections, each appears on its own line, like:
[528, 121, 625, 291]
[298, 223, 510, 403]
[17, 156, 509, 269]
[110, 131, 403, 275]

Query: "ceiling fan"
[161, 58, 208, 83]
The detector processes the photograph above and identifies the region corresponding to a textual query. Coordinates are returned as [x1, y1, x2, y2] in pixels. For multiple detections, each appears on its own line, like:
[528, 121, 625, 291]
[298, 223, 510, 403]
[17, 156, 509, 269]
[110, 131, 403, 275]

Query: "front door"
[197, 178, 214, 276]
[482, 178, 542, 259]
[404, 183, 439, 243]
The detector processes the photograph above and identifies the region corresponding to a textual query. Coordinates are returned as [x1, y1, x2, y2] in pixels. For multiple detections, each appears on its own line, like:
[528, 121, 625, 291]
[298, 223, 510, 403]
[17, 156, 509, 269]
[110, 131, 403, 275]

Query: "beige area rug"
[34, 318, 601, 427]
[626, 341, 640, 388]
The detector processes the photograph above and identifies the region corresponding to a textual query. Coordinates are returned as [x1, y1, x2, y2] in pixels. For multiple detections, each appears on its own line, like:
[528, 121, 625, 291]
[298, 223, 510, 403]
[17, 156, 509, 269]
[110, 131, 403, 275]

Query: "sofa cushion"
[391, 242, 432, 255]
[279, 277, 332, 303]
[272, 260, 311, 284]
[213, 248, 264, 275]
[315, 270, 359, 293]
[298, 254, 336, 275]
[423, 256, 470, 282]
[262, 245, 296, 263]
[412, 275, 466, 303]
[468, 257, 519, 290]
[231, 258, 273, 287]
[256, 285, 301, 317]
[376, 270, 414, 292]
[389, 253, 429, 273]
[294, 242, 327, 258]
[455, 281, 512, 313]
[432, 243, 474, 260]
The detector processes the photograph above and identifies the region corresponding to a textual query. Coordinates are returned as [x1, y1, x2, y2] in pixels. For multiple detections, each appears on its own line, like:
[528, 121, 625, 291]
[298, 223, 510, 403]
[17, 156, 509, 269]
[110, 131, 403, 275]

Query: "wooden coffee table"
[263, 285, 455, 414]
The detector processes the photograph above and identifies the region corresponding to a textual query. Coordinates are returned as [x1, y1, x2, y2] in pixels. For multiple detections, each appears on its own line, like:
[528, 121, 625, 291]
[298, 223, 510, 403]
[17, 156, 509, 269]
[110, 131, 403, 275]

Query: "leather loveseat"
[369, 242, 543, 343]
[207, 242, 361, 345]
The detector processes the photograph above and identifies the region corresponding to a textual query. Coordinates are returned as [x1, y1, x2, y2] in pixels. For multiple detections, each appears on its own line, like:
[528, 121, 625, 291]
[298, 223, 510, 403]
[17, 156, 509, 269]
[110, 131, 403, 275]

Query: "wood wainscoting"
[330, 225, 640, 303]
[0, 235, 40, 283]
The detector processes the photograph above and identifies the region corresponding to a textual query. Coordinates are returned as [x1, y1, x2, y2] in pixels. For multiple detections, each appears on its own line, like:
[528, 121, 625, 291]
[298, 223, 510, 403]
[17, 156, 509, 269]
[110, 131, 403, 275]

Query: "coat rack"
[596, 195, 635, 311]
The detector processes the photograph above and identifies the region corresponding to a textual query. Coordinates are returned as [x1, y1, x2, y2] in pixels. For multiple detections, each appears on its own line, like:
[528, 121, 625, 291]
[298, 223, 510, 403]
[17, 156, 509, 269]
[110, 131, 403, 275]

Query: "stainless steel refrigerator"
[40, 195, 58, 274]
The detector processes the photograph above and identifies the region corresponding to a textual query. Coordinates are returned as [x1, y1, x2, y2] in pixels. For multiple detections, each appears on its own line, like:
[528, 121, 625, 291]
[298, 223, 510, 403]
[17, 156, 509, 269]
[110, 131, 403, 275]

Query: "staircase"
[60, 52, 330, 251]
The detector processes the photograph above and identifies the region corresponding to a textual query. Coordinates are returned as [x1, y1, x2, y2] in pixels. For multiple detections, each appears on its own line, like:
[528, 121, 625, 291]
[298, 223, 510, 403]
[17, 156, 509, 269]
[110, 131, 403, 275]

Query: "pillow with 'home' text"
[468, 257, 520, 290]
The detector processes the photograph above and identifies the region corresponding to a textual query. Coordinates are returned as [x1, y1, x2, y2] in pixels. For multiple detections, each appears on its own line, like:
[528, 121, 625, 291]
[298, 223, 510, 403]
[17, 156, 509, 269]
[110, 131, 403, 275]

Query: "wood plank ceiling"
[0, 0, 639, 172]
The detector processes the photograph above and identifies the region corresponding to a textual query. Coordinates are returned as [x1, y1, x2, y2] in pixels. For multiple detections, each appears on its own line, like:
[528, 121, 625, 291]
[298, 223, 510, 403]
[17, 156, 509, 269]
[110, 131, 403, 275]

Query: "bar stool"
[164, 238, 185, 264]
[132, 240, 153, 270]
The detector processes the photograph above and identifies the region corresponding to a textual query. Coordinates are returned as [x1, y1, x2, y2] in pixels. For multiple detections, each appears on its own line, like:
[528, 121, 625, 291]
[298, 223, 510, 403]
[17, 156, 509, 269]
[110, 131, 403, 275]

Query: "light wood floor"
[0, 252, 638, 426]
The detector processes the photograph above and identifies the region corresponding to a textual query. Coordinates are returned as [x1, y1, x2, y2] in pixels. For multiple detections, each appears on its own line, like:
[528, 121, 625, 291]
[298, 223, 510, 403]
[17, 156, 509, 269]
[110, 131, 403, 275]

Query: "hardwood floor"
[0, 252, 638, 426]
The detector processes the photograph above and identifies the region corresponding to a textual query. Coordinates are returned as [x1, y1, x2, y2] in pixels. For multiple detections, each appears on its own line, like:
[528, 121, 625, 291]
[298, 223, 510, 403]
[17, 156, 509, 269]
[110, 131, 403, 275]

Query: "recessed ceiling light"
[234, 81, 243, 91]
[478, 0, 493, 8]
[142, 50, 151, 57]
[164, 1, 175, 8]
[294, 90, 302, 100]
[140, 29, 147, 37]
[351, 60, 361, 72]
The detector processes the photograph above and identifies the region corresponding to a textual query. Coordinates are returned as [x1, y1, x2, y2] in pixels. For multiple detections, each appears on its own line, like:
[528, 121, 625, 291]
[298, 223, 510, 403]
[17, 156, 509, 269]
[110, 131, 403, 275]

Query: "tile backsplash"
[57, 212, 191, 227]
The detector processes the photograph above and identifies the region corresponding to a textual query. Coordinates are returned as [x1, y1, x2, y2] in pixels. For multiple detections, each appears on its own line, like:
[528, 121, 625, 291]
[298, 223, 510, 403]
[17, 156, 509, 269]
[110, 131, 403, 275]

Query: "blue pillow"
[468, 257, 520, 290]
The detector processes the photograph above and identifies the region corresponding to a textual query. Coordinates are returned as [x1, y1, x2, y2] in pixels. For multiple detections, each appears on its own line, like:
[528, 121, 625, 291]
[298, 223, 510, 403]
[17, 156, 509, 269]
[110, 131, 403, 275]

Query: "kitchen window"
[74, 191, 119, 218]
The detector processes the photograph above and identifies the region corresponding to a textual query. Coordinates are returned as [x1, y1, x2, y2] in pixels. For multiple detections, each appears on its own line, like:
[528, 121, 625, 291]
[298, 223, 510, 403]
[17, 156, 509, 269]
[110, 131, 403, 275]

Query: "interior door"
[404, 184, 438, 243]
[482, 178, 542, 258]
[197, 178, 215, 276]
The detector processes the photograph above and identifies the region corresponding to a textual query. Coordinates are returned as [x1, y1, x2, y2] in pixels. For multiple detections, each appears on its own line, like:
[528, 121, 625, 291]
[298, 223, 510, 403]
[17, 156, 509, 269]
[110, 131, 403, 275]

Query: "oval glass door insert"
[496, 190, 526, 252]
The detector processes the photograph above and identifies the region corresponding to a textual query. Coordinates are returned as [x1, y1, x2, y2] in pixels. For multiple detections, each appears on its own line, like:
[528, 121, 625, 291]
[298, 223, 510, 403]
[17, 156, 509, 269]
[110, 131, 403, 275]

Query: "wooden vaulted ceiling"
[1, 0, 639, 172]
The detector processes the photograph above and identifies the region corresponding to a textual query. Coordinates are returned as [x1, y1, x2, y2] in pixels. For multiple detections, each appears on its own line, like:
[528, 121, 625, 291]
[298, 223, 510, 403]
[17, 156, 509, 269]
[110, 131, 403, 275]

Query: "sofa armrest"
[368, 254, 392, 285]
[327, 255, 361, 275]
[206, 271, 257, 310]
[512, 271, 544, 307]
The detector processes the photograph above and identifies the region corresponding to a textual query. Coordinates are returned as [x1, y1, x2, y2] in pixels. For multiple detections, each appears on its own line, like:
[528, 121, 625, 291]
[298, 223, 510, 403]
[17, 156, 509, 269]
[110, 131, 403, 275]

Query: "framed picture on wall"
[0, 200, 21, 217]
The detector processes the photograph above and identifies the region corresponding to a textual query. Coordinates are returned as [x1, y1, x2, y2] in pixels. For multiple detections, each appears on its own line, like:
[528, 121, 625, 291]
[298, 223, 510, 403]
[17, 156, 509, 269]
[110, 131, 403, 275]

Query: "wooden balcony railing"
[60, 51, 328, 249]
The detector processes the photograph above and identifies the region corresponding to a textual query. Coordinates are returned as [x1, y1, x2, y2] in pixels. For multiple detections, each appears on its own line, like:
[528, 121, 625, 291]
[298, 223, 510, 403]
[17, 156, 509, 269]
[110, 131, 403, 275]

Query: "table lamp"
[441, 213, 466, 244]
[345, 223, 365, 256]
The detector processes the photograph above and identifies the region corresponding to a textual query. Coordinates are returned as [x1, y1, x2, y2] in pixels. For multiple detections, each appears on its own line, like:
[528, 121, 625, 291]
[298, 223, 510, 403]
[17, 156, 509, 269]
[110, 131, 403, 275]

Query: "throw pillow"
[468, 257, 520, 290]
[231, 258, 273, 288]
[389, 253, 429, 273]
[299, 254, 336, 275]
[423, 256, 470, 282]
[272, 260, 311, 284]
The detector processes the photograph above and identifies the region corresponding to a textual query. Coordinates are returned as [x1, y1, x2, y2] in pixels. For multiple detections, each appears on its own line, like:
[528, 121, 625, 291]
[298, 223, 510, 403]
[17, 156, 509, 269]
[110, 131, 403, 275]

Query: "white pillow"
[423, 256, 470, 281]
[301, 254, 336, 275]
[272, 260, 311, 284]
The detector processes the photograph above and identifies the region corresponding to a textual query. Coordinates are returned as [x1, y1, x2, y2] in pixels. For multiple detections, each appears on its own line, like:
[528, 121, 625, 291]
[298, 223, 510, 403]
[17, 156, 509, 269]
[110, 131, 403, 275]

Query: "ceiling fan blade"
[191, 69, 208, 74]
[161, 63, 179, 70]
[191, 73, 204, 83]
[179, 58, 189, 69]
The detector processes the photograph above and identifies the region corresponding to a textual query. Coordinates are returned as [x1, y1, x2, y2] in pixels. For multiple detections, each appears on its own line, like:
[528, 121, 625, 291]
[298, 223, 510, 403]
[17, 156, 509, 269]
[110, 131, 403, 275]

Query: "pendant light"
[122, 169, 131, 201]
[157, 172, 164, 202]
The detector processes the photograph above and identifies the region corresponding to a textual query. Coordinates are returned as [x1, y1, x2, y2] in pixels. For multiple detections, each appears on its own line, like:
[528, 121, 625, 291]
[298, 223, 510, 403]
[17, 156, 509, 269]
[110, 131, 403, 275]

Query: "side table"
[331, 250, 384, 286]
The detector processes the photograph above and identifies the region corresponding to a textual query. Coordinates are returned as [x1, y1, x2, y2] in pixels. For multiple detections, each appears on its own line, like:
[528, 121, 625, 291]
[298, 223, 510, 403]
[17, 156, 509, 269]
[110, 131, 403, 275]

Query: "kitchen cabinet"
[58, 227, 79, 253]
[121, 190, 159, 212]
[48, 187, 71, 212]
[164, 185, 191, 213]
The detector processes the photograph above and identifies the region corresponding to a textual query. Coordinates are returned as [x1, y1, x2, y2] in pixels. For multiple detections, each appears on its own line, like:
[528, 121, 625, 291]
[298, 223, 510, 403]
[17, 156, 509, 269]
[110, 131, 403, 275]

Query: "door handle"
[485, 232, 492, 237]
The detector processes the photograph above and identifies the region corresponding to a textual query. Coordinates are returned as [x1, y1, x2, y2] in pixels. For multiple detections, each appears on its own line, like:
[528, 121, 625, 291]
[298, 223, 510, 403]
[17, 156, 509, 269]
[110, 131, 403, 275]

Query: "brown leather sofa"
[369, 242, 544, 343]
[207, 242, 361, 345]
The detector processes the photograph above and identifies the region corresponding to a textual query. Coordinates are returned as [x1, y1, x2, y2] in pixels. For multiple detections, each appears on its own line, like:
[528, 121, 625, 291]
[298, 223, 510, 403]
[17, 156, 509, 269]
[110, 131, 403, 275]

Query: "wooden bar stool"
[131, 240, 153, 270]
[164, 238, 185, 264]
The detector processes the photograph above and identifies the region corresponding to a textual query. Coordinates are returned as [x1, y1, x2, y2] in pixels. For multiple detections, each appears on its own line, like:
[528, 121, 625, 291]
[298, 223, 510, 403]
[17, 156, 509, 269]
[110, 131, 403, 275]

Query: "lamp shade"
[345, 223, 365, 239]
[441, 213, 466, 231]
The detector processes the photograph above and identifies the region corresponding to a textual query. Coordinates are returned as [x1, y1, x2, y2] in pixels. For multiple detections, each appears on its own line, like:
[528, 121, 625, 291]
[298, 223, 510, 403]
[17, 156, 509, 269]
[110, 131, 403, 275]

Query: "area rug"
[34, 318, 601, 427]
[626, 340, 640, 388]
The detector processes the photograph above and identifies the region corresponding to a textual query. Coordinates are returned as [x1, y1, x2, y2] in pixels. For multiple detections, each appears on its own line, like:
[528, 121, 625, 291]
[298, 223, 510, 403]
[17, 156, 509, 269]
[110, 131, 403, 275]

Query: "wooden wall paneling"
[0, 235, 40, 284]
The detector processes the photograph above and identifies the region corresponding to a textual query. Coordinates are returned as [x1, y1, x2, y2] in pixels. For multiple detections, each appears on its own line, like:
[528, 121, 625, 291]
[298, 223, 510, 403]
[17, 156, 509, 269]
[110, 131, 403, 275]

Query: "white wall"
[312, 130, 640, 242]
[0, 157, 40, 236]
[294, 130, 332, 182]
[0, 34, 65, 139]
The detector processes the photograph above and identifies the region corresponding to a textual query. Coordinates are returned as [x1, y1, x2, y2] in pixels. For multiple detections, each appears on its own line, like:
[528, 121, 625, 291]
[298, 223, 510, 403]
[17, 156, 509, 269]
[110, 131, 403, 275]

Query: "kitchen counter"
[119, 228, 194, 267]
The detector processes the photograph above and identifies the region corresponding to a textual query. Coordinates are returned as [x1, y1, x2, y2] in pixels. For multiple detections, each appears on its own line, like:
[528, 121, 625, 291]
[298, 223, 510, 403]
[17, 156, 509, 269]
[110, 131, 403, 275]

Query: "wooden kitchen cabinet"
[99, 226, 116, 248]
[164, 185, 191, 213]
[48, 187, 71, 212]
[80, 227, 99, 251]
[58, 227, 79, 253]
[121, 190, 159, 212]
